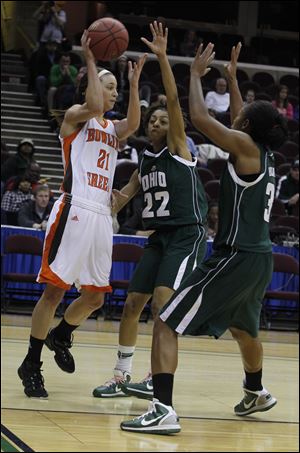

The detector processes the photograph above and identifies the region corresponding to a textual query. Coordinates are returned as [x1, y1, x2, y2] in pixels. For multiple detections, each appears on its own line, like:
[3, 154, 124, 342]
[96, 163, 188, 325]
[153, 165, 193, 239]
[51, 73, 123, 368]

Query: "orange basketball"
[87, 18, 129, 61]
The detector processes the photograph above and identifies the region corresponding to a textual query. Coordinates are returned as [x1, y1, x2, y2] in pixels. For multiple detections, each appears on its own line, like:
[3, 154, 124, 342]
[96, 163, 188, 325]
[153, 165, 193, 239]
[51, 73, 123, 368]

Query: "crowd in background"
[1, 1, 299, 243]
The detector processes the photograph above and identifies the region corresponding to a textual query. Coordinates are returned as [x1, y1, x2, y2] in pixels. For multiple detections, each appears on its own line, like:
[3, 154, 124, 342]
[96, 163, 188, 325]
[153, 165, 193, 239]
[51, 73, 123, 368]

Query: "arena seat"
[261, 253, 299, 331]
[204, 179, 220, 201]
[252, 72, 275, 88]
[197, 167, 215, 185]
[280, 75, 299, 94]
[2, 234, 44, 313]
[103, 243, 147, 321]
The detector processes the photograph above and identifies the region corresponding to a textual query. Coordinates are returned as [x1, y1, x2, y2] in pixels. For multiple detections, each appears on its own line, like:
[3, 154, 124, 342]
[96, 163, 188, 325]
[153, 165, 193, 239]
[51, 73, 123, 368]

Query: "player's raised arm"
[224, 42, 244, 123]
[115, 54, 148, 141]
[61, 30, 104, 136]
[142, 21, 191, 161]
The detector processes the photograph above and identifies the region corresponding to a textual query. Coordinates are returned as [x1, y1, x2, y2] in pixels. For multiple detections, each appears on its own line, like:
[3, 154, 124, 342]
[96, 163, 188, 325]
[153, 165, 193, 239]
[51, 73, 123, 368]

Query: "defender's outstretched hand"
[190, 43, 215, 78]
[141, 21, 168, 57]
[224, 42, 242, 82]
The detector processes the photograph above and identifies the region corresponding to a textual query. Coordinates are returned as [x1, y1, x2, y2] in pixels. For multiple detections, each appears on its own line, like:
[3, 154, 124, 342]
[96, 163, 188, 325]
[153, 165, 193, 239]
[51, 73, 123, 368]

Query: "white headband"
[98, 69, 112, 78]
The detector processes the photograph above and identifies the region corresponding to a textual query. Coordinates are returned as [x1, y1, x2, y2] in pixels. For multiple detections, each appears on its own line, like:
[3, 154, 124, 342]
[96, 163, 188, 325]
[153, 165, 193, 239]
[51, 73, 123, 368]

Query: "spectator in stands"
[206, 202, 219, 239]
[276, 159, 299, 214]
[204, 78, 230, 114]
[117, 139, 139, 165]
[156, 93, 167, 106]
[48, 53, 78, 111]
[119, 205, 155, 237]
[196, 143, 229, 166]
[29, 39, 60, 110]
[1, 176, 32, 225]
[272, 85, 294, 119]
[179, 30, 200, 57]
[38, 1, 67, 46]
[1, 138, 37, 185]
[18, 184, 53, 230]
[244, 88, 255, 104]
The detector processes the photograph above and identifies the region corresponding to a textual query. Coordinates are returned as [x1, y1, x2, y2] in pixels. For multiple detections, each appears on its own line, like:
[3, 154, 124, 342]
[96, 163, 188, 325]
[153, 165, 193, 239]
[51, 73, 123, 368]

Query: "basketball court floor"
[1, 315, 298, 452]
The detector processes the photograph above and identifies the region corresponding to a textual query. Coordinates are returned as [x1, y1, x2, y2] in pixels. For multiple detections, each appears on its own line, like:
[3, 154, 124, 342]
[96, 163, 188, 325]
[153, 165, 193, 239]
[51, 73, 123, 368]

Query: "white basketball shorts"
[37, 195, 113, 293]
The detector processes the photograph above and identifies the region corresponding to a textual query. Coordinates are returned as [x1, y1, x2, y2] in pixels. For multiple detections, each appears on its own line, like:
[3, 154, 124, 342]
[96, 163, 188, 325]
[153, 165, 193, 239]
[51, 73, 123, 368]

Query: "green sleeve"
[49, 65, 63, 87]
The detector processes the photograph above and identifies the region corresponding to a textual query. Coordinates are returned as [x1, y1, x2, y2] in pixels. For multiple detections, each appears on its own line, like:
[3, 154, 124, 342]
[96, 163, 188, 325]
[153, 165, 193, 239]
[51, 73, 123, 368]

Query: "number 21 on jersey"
[97, 149, 110, 171]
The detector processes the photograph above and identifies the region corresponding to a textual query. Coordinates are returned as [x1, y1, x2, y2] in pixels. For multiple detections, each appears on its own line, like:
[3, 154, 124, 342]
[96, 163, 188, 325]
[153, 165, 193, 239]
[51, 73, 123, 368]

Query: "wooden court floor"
[1, 315, 299, 452]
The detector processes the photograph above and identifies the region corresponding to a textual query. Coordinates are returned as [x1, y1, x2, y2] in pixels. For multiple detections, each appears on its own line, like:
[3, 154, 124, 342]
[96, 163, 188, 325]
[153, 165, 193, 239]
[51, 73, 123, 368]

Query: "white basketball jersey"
[59, 117, 119, 206]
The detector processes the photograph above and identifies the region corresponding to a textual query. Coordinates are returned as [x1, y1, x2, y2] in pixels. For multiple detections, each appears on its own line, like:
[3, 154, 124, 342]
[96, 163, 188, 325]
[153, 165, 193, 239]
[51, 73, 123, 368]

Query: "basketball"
[87, 18, 129, 61]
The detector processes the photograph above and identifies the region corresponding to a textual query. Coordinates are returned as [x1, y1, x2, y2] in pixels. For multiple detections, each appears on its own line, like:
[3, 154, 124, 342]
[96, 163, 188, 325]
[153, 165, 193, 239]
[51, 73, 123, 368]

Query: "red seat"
[261, 253, 299, 330]
[276, 163, 291, 176]
[275, 215, 299, 232]
[104, 243, 147, 321]
[113, 161, 138, 190]
[2, 234, 44, 313]
[204, 180, 220, 201]
[197, 167, 215, 185]
[278, 141, 299, 162]
[271, 198, 287, 221]
[273, 151, 287, 168]
[252, 72, 275, 88]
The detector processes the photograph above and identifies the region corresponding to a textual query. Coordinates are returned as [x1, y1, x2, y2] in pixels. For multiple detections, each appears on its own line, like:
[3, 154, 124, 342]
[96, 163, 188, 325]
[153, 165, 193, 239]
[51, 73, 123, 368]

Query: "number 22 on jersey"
[142, 191, 170, 218]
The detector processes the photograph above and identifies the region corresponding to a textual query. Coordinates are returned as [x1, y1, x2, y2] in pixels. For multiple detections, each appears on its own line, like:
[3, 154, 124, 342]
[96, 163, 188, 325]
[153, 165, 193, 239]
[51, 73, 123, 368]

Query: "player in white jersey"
[18, 30, 147, 398]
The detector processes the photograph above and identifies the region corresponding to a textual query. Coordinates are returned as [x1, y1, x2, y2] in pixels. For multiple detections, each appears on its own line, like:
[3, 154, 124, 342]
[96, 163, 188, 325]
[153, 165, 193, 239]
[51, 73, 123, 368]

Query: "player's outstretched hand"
[128, 53, 148, 86]
[190, 43, 215, 78]
[141, 21, 168, 57]
[224, 42, 242, 82]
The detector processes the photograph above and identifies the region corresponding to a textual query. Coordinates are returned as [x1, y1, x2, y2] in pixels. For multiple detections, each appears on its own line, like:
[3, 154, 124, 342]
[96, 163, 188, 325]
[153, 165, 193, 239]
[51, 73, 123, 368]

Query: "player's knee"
[123, 294, 144, 319]
[85, 293, 104, 310]
[151, 301, 161, 319]
[42, 285, 65, 307]
[229, 327, 251, 342]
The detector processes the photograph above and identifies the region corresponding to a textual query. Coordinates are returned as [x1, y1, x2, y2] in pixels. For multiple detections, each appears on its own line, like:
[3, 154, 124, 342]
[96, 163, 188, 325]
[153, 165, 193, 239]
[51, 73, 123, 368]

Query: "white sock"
[114, 345, 135, 375]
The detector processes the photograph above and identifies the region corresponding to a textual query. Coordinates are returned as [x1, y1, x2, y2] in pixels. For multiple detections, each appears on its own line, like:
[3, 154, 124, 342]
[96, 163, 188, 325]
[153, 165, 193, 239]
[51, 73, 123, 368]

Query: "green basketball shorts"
[128, 224, 207, 294]
[160, 248, 273, 338]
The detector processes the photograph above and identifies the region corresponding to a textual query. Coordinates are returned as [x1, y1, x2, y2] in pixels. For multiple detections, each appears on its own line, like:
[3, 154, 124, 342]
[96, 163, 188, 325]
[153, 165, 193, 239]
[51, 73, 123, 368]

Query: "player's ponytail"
[244, 101, 288, 149]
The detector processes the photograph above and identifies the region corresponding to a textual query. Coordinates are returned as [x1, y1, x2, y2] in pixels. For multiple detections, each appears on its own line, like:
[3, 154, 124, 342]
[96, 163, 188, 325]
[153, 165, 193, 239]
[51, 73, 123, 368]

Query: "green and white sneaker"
[121, 372, 153, 400]
[120, 399, 181, 434]
[93, 370, 131, 398]
[234, 387, 277, 416]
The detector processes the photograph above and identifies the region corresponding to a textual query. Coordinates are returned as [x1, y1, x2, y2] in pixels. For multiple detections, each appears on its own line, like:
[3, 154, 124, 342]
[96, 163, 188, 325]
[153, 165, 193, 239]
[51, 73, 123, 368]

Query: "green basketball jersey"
[138, 147, 207, 230]
[214, 144, 275, 252]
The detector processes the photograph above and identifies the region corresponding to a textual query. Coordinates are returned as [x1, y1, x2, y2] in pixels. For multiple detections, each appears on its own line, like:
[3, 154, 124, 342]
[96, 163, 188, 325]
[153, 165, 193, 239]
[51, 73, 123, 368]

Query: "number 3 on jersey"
[97, 149, 110, 170]
[142, 191, 170, 218]
[264, 182, 275, 222]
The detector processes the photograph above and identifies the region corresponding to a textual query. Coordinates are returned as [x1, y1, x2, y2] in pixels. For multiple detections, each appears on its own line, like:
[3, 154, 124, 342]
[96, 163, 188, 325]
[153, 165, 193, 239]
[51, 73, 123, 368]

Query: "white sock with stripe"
[114, 345, 135, 376]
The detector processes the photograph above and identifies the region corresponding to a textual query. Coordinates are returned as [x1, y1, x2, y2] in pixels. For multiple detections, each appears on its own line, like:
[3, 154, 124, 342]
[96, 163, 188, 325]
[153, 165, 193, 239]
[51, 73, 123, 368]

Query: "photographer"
[34, 1, 66, 46]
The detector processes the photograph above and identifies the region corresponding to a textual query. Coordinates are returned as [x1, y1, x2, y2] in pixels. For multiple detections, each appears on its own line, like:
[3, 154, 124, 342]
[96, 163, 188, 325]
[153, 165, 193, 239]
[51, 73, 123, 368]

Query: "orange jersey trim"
[62, 128, 81, 173]
[81, 285, 112, 293]
[38, 201, 71, 290]
[96, 118, 109, 129]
